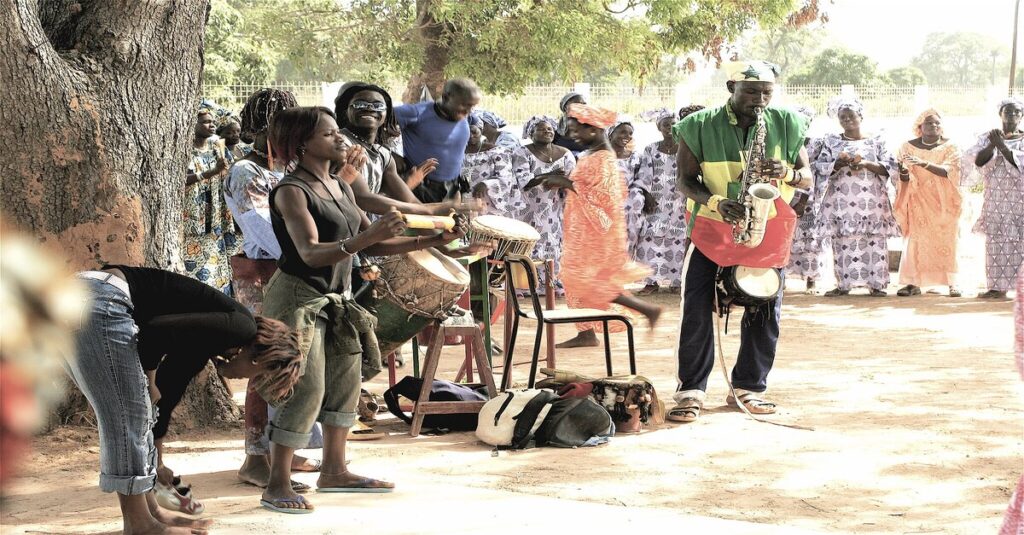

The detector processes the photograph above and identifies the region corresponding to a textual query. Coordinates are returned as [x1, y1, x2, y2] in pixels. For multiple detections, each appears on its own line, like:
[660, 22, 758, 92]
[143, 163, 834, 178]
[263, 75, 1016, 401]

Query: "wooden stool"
[410, 314, 498, 437]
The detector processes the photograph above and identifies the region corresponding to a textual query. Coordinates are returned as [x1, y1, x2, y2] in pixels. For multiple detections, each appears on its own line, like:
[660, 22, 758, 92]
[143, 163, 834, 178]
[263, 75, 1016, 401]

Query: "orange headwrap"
[567, 103, 617, 128]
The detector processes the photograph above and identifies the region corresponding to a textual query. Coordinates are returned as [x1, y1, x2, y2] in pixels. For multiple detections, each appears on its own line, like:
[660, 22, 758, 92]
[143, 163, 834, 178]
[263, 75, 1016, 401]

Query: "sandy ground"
[1, 277, 1020, 534]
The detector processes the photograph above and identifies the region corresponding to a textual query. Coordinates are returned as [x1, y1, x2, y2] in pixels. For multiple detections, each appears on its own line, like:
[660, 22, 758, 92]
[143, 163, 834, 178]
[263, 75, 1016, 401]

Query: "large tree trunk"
[402, 0, 449, 103]
[0, 0, 238, 431]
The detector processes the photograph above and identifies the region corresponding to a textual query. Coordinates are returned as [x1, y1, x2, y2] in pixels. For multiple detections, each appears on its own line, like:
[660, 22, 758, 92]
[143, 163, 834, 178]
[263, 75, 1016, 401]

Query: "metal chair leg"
[625, 320, 637, 375]
[527, 321, 544, 388]
[501, 315, 520, 391]
[602, 320, 613, 376]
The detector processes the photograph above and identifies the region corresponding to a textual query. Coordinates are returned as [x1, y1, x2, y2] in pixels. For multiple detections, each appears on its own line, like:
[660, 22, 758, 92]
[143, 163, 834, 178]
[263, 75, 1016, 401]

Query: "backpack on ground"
[475, 389, 558, 449]
[383, 376, 487, 431]
[534, 397, 614, 448]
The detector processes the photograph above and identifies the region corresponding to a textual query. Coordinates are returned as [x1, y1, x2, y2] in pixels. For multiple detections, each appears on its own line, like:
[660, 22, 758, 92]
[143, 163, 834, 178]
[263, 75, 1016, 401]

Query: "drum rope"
[373, 275, 460, 320]
[712, 290, 815, 432]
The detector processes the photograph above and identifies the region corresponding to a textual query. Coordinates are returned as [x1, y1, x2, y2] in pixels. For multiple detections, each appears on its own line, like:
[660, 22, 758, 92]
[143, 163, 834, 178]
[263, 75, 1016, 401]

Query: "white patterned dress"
[511, 146, 577, 287]
[633, 142, 687, 288]
[462, 146, 525, 219]
[617, 151, 644, 257]
[963, 133, 1024, 292]
[786, 137, 830, 281]
[815, 133, 900, 291]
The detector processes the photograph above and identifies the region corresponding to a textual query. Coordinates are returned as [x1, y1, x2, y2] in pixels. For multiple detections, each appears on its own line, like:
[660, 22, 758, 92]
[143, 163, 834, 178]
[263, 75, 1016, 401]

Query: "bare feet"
[127, 522, 208, 534]
[151, 508, 213, 530]
[238, 454, 270, 487]
[555, 330, 600, 348]
[291, 455, 322, 472]
[317, 470, 394, 491]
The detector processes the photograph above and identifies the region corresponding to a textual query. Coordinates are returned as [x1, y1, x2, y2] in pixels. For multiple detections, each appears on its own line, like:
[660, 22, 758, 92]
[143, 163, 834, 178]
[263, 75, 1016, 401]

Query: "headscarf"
[474, 110, 507, 129]
[998, 96, 1024, 113]
[826, 96, 865, 118]
[566, 103, 616, 129]
[557, 92, 585, 135]
[607, 114, 634, 137]
[724, 60, 780, 83]
[911, 108, 943, 137]
[639, 107, 672, 122]
[522, 115, 558, 139]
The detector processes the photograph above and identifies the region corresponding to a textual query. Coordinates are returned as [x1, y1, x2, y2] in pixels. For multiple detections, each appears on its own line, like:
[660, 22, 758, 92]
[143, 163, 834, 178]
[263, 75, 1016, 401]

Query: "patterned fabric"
[894, 142, 962, 287]
[1003, 266, 1024, 535]
[566, 103, 616, 128]
[523, 115, 559, 139]
[815, 133, 899, 289]
[826, 97, 865, 119]
[224, 160, 282, 261]
[633, 142, 686, 287]
[561, 149, 650, 332]
[225, 143, 251, 165]
[787, 137, 829, 280]
[462, 146, 524, 218]
[963, 134, 1024, 291]
[672, 102, 805, 268]
[511, 145, 577, 285]
[495, 131, 521, 149]
[184, 137, 238, 294]
[616, 151, 644, 256]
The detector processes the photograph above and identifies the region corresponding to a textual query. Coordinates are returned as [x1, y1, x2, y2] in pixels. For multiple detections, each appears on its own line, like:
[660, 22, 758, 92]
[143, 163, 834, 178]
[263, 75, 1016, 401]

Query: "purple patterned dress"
[633, 142, 687, 288]
[962, 134, 1024, 292]
[815, 133, 900, 291]
[511, 145, 577, 286]
[787, 136, 830, 281]
[617, 151, 644, 258]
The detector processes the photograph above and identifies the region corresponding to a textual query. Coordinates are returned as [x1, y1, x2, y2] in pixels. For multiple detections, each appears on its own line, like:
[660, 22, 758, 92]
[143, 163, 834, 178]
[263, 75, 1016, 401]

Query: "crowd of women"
[63, 75, 1022, 532]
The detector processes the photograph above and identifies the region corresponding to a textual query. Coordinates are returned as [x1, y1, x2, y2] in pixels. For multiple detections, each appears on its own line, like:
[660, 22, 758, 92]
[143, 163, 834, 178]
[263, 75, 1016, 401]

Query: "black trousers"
[675, 247, 782, 393]
[412, 178, 464, 204]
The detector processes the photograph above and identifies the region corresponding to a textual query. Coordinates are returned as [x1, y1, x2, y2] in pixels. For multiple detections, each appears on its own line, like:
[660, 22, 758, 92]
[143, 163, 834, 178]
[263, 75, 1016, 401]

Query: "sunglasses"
[350, 100, 387, 113]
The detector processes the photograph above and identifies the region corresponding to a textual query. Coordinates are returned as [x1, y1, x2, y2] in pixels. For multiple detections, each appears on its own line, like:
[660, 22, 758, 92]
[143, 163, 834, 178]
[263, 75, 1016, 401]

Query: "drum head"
[472, 214, 540, 241]
[404, 248, 471, 286]
[733, 266, 781, 298]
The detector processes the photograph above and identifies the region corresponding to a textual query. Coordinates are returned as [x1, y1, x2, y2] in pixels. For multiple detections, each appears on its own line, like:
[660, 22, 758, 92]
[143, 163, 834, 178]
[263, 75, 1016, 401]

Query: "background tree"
[1, 0, 240, 430]
[228, 0, 825, 101]
[741, 24, 824, 82]
[883, 66, 927, 87]
[787, 47, 880, 86]
[912, 32, 1010, 86]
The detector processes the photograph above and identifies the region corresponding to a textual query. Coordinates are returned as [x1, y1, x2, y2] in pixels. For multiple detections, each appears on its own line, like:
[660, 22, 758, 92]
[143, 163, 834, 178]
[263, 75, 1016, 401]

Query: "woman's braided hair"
[240, 88, 299, 139]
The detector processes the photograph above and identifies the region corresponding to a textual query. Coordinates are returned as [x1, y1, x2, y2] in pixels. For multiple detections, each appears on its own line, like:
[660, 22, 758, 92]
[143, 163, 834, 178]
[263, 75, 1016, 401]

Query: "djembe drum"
[466, 215, 541, 287]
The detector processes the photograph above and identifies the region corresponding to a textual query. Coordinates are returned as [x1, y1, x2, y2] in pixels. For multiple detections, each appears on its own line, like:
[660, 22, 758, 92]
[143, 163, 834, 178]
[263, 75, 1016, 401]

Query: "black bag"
[382, 376, 487, 431]
[535, 397, 614, 448]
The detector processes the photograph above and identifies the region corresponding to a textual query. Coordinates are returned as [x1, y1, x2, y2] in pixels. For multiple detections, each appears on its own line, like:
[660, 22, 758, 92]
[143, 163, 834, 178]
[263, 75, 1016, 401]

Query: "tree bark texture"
[402, 0, 449, 103]
[1, 0, 240, 430]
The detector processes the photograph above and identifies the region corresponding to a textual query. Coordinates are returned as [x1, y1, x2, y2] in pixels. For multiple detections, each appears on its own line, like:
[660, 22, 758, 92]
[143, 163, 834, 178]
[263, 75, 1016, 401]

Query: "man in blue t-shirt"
[394, 78, 482, 203]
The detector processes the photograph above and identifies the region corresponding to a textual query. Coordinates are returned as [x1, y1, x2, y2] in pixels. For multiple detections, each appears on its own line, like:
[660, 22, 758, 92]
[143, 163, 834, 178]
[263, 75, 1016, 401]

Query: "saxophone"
[733, 107, 781, 248]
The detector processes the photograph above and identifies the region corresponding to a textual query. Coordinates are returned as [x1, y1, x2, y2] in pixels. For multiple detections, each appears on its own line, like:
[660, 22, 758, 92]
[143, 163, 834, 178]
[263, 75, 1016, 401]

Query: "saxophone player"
[667, 60, 812, 423]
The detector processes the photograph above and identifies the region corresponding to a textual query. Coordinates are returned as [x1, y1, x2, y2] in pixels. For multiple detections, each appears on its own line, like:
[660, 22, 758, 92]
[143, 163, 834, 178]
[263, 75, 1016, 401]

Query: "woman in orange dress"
[556, 103, 661, 348]
[894, 109, 963, 297]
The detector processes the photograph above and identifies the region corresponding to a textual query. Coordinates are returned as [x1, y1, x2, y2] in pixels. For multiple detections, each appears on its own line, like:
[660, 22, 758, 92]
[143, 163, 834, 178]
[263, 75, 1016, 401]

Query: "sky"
[821, 0, 1019, 69]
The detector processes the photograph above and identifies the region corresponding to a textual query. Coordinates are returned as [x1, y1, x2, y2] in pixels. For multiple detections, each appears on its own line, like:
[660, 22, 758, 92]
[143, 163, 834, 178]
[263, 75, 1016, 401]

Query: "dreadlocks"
[246, 315, 303, 404]
[677, 104, 706, 120]
[240, 88, 299, 139]
[334, 82, 399, 145]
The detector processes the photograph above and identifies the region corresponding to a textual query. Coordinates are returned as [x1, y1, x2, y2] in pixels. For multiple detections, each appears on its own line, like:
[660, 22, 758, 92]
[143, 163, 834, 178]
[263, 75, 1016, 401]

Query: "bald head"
[440, 78, 481, 122]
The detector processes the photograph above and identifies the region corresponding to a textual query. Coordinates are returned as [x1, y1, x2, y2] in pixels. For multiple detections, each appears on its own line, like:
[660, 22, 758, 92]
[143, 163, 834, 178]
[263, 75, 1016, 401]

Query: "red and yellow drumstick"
[401, 213, 456, 231]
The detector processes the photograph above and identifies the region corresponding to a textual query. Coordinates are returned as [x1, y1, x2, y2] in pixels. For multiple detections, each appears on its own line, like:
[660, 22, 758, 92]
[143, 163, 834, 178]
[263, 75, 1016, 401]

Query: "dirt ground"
[1, 280, 1020, 534]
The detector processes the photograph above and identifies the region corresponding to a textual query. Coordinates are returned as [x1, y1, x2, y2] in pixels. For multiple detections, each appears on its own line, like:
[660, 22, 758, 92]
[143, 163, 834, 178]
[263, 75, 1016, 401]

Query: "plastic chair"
[501, 254, 636, 389]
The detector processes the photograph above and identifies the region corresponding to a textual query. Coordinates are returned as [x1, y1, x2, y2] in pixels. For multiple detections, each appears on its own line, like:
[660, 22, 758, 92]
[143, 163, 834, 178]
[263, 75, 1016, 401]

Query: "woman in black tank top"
[260, 106, 468, 514]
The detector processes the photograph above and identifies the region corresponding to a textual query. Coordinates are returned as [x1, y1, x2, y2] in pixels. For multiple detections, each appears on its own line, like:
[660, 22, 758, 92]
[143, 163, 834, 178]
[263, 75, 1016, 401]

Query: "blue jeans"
[65, 278, 157, 495]
[675, 247, 782, 393]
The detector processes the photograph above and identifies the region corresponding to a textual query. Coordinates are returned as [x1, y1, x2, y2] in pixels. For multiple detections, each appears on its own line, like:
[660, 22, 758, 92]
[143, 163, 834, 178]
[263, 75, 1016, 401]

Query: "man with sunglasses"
[394, 78, 482, 203]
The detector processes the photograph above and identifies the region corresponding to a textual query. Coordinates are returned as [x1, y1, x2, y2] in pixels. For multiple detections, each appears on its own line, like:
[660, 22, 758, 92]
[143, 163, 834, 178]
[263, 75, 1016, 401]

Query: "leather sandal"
[823, 288, 849, 297]
[978, 289, 1008, 299]
[666, 397, 703, 423]
[948, 287, 962, 298]
[726, 391, 777, 415]
[869, 288, 888, 297]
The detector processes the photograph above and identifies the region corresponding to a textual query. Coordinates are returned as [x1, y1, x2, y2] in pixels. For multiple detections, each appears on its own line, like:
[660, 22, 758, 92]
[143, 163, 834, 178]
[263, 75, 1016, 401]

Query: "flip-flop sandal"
[726, 392, 777, 415]
[154, 481, 205, 515]
[291, 458, 322, 472]
[238, 476, 311, 493]
[317, 477, 395, 493]
[260, 495, 314, 514]
[666, 397, 702, 423]
[349, 421, 384, 441]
